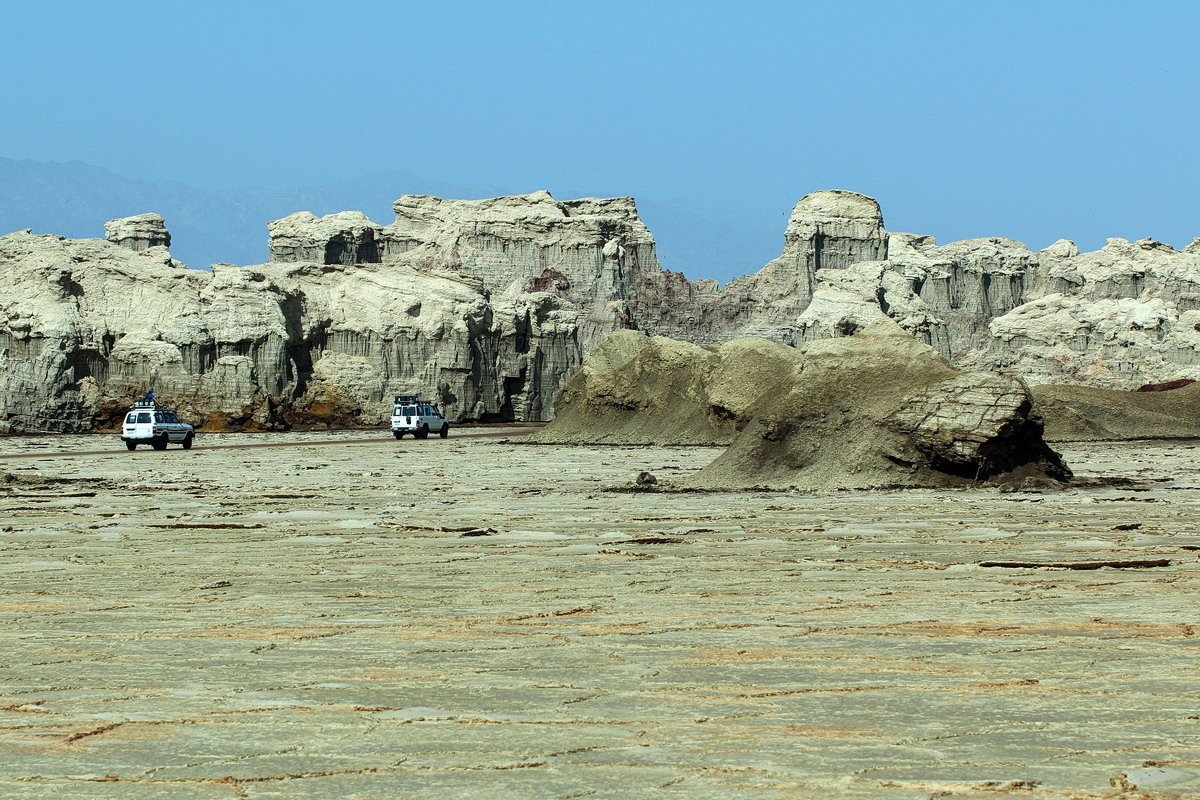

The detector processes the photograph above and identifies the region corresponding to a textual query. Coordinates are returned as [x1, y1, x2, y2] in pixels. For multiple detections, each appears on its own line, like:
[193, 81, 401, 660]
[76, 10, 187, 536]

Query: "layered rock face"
[776, 189, 888, 275]
[3, 190, 1199, 433]
[628, 192, 888, 344]
[268, 192, 657, 346]
[267, 211, 381, 265]
[103, 213, 171, 252]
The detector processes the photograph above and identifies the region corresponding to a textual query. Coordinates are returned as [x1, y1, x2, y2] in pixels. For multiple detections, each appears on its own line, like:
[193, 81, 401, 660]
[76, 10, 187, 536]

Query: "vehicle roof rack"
[394, 394, 420, 404]
[132, 399, 173, 412]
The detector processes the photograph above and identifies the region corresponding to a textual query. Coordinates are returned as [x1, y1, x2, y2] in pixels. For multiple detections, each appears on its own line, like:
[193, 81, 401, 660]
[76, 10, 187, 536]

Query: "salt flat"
[0, 431, 1198, 799]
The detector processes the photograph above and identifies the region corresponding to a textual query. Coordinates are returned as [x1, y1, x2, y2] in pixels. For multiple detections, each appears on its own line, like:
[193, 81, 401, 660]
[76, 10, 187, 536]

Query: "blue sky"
[2, 0, 1198, 280]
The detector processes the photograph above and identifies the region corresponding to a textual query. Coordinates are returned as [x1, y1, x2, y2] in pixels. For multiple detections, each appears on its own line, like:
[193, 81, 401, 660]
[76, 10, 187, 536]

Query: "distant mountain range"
[0, 157, 781, 282]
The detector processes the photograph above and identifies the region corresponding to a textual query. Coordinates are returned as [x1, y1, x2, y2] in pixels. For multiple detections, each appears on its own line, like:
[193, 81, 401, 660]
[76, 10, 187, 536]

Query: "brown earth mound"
[542, 321, 1071, 490]
[1033, 382, 1200, 441]
[532, 331, 802, 445]
[685, 321, 1070, 490]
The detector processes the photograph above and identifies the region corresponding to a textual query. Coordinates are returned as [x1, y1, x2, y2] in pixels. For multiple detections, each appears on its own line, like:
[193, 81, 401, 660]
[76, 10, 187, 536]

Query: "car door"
[166, 412, 184, 441]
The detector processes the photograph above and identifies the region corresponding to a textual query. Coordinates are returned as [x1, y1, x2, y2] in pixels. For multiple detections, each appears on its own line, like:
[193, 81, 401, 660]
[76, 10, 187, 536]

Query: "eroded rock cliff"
[634, 195, 1200, 389]
[267, 192, 656, 346]
[0, 221, 579, 431]
[3, 190, 1199, 433]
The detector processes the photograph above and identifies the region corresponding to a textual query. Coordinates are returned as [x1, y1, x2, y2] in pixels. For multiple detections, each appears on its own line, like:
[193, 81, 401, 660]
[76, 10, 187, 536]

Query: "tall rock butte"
[1, 189, 1198, 432]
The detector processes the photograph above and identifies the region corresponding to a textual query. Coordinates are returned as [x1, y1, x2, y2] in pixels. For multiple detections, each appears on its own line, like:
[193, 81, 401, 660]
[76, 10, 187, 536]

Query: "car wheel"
[394, 430, 404, 439]
[439, 423, 449, 438]
[151, 435, 168, 451]
[419, 425, 429, 440]
[126, 441, 137, 451]
[182, 433, 194, 450]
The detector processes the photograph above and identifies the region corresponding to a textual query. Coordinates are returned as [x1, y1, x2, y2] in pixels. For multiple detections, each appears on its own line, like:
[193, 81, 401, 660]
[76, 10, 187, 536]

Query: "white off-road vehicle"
[390, 395, 449, 439]
[122, 398, 195, 451]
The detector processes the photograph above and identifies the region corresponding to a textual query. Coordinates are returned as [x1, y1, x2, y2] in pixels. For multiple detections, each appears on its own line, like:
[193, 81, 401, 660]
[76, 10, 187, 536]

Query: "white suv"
[391, 395, 449, 439]
[122, 399, 195, 450]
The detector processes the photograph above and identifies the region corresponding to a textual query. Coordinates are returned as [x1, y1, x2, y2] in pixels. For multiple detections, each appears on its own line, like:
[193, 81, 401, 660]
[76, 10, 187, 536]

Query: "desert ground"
[0, 430, 1198, 799]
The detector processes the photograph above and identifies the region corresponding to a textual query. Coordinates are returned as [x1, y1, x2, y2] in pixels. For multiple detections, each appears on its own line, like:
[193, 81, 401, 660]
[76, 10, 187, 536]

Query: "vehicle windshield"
[401, 406, 417, 416]
[136, 413, 151, 423]
[125, 413, 137, 423]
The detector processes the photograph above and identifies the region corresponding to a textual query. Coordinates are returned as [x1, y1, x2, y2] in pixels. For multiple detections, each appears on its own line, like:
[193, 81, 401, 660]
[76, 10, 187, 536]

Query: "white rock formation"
[636, 193, 1200, 388]
[104, 213, 171, 252]
[267, 211, 383, 265]
[3, 188, 1199, 432]
[0, 228, 578, 431]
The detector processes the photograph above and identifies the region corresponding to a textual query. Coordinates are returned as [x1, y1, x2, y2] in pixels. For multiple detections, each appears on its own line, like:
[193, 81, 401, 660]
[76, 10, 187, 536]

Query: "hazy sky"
[3, 0, 1198, 278]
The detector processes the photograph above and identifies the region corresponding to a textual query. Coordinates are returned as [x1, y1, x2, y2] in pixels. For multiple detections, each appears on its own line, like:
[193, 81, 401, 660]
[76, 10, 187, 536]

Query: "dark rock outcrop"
[1136, 378, 1195, 392]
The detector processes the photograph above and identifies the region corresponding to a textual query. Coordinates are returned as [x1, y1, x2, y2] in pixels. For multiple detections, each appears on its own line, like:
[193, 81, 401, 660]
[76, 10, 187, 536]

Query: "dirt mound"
[541, 321, 1071, 490]
[683, 320, 1070, 490]
[532, 331, 803, 445]
[1033, 382, 1200, 441]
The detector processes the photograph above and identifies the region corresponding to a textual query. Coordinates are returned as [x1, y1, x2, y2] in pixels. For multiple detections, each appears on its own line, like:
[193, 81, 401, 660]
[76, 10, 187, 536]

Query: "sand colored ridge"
[1033, 380, 1200, 441]
[539, 320, 1072, 490]
[532, 330, 803, 446]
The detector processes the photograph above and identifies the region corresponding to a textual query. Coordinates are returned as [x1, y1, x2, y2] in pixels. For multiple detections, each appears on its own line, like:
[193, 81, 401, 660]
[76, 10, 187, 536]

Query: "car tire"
[182, 433, 194, 450]
[151, 435, 168, 451]
[440, 423, 449, 438]
[418, 425, 429, 440]
[126, 441, 137, 451]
